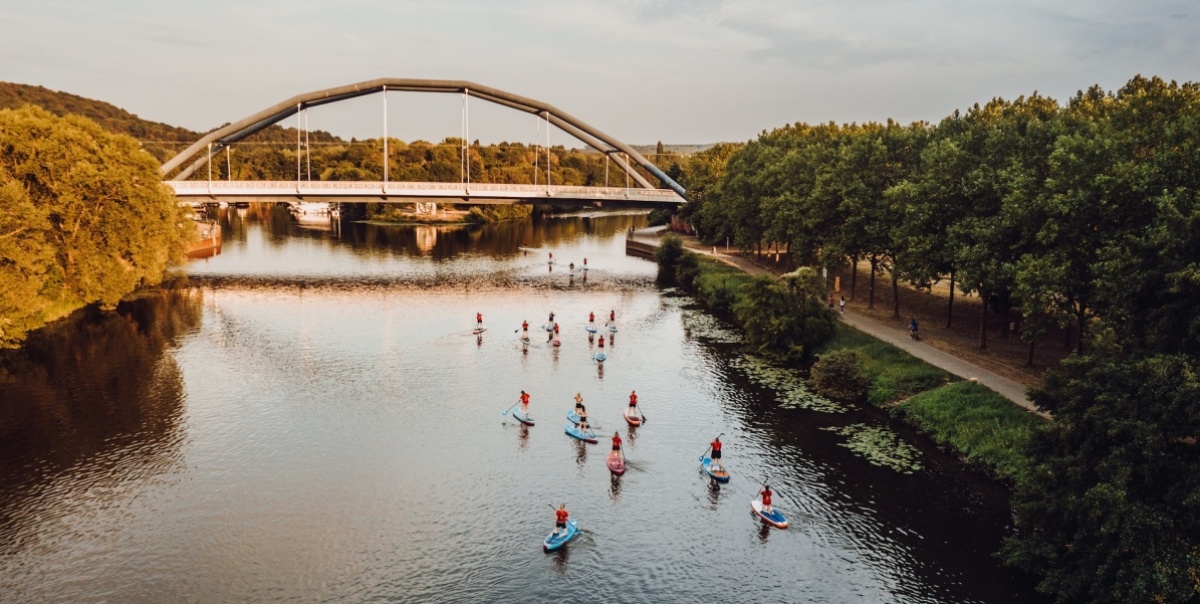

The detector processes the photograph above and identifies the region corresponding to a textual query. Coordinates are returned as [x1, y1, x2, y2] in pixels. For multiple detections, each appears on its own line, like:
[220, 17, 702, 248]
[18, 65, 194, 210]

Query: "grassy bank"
[676, 247, 1042, 484]
[891, 382, 1042, 483]
[815, 323, 954, 406]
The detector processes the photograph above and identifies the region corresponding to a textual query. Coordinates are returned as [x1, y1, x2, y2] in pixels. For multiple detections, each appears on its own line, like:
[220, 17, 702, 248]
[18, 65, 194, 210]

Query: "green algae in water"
[823, 424, 923, 474]
[680, 311, 743, 344]
[729, 355, 846, 413]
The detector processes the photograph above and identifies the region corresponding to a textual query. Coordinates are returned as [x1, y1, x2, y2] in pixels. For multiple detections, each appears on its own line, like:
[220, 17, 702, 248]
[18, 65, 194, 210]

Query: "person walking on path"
[839, 296, 846, 314]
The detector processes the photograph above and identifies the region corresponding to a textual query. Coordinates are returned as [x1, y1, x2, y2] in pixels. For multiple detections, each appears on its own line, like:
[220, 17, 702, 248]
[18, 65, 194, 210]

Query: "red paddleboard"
[607, 450, 626, 475]
[623, 406, 642, 426]
[552, 339, 561, 347]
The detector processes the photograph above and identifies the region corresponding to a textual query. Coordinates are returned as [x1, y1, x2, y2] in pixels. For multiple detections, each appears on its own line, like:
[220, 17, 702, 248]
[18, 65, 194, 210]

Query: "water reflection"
[0, 290, 201, 579]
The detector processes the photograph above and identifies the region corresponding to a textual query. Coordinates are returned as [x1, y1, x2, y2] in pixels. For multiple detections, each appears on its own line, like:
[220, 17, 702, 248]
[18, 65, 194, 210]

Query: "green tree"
[0, 105, 192, 347]
[732, 267, 836, 359]
[1002, 354, 1200, 603]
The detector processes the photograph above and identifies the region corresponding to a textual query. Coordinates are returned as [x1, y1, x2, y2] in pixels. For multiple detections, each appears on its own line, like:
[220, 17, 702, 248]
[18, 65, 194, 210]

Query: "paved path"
[630, 227, 1046, 417]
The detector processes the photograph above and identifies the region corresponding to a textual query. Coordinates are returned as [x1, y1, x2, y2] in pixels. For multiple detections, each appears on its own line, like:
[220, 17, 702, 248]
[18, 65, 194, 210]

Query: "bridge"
[162, 78, 687, 207]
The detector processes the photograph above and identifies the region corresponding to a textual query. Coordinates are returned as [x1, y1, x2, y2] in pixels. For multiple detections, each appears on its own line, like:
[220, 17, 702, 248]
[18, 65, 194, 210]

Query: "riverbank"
[639, 228, 1046, 484]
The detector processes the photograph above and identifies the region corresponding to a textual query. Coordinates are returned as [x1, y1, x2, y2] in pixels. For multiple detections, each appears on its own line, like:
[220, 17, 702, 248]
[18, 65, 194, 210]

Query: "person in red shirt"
[609, 310, 615, 322]
[598, 335, 605, 348]
[589, 312, 595, 324]
[554, 504, 569, 537]
[611, 431, 622, 451]
[521, 320, 529, 335]
[760, 484, 774, 512]
[519, 390, 531, 415]
[553, 323, 560, 336]
[476, 312, 483, 327]
[710, 435, 724, 472]
[628, 390, 638, 408]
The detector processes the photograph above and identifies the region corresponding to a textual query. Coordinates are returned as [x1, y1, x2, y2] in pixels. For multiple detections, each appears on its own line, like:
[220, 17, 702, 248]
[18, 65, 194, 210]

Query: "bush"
[810, 349, 872, 401]
[814, 323, 953, 405]
[654, 234, 686, 285]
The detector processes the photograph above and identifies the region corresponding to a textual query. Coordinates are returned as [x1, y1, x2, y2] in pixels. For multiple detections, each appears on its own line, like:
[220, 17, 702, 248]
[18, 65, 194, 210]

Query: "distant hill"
[0, 82, 200, 161]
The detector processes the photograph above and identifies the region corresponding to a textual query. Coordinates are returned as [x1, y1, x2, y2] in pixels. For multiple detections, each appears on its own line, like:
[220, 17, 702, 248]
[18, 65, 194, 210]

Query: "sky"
[2, 0, 1198, 147]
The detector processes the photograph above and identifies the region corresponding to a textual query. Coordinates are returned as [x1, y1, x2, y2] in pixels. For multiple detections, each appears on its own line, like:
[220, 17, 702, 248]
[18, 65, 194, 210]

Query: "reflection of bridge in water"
[162, 78, 687, 208]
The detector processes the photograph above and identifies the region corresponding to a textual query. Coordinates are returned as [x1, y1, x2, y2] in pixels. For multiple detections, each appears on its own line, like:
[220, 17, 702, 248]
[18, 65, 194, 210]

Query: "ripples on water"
[0, 209, 1044, 603]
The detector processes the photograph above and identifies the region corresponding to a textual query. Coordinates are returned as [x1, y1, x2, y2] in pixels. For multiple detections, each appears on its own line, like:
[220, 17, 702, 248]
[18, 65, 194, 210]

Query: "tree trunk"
[946, 271, 955, 328]
[978, 290, 988, 349]
[891, 269, 900, 319]
[850, 256, 858, 300]
[1026, 338, 1036, 366]
[868, 256, 878, 309]
[1076, 307, 1087, 355]
[1002, 306, 1011, 338]
[1063, 323, 1072, 350]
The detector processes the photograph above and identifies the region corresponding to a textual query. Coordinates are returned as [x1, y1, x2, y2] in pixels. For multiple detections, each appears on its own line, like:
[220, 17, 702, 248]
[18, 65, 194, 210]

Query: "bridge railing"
[165, 180, 686, 204]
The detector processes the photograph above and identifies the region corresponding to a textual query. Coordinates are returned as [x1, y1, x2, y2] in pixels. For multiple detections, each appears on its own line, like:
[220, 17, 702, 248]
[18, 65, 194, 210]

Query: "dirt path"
[633, 227, 1050, 416]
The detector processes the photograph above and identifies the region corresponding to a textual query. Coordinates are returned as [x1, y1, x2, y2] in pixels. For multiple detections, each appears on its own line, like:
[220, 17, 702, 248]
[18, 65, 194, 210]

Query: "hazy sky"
[3, 0, 1197, 146]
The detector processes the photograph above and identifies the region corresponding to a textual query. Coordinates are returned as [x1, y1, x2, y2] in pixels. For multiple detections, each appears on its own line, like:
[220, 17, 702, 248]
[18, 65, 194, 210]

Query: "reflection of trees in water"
[0, 289, 201, 526]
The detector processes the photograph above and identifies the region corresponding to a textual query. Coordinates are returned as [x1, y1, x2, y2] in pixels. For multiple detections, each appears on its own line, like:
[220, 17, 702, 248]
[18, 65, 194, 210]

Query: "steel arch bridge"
[161, 78, 686, 207]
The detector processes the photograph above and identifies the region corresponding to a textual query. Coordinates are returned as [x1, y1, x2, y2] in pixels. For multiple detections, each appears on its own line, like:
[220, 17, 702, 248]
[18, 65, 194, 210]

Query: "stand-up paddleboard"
[585, 326, 598, 334]
[543, 519, 578, 552]
[593, 353, 607, 362]
[751, 499, 789, 528]
[512, 407, 535, 426]
[520, 334, 530, 344]
[623, 406, 642, 426]
[552, 339, 561, 347]
[607, 450, 626, 475]
[543, 323, 555, 332]
[564, 422, 598, 443]
[608, 324, 618, 333]
[566, 410, 585, 425]
[472, 327, 487, 335]
[700, 457, 730, 483]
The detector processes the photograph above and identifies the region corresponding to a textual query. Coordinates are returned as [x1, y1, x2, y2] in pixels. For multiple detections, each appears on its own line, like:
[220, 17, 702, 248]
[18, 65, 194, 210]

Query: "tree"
[1002, 354, 1200, 603]
[732, 267, 836, 359]
[0, 105, 193, 347]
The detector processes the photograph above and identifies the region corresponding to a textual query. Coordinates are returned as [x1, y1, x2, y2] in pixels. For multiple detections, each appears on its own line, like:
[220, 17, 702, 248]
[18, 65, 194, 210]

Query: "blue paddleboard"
[543, 519, 579, 551]
[585, 326, 598, 333]
[512, 407, 534, 426]
[700, 456, 730, 483]
[751, 500, 788, 529]
[564, 422, 598, 443]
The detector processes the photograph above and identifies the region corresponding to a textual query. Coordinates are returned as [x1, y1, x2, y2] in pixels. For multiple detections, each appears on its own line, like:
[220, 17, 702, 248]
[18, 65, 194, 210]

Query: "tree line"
[666, 75, 1200, 603]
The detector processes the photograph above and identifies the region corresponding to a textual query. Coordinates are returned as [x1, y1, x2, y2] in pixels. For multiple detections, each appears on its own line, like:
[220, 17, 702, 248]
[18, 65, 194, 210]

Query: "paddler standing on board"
[522, 320, 529, 336]
[476, 312, 483, 328]
[628, 390, 638, 413]
[598, 334, 605, 348]
[759, 484, 774, 513]
[519, 390, 531, 416]
[611, 431, 622, 453]
[589, 311, 595, 324]
[710, 435, 724, 473]
[553, 503, 569, 537]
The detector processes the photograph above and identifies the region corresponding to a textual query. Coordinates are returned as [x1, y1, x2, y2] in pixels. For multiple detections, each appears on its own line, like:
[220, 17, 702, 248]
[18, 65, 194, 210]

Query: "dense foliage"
[671, 75, 1200, 602]
[809, 349, 871, 401]
[0, 106, 193, 347]
[1002, 355, 1200, 603]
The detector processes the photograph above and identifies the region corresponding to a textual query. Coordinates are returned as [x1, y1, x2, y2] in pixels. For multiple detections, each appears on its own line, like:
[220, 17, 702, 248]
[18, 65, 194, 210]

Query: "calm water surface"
[0, 206, 1044, 603]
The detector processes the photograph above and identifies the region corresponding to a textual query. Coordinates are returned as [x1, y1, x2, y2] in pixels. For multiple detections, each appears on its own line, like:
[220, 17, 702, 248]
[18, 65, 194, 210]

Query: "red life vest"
[555, 509, 569, 523]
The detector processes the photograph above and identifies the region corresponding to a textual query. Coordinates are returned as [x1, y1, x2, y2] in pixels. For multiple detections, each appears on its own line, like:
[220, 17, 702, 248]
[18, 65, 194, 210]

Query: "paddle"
[501, 402, 519, 417]
[636, 403, 647, 424]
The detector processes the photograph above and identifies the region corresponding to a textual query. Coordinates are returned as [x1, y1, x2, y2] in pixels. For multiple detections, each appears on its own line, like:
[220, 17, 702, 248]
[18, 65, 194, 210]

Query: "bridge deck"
[166, 180, 685, 205]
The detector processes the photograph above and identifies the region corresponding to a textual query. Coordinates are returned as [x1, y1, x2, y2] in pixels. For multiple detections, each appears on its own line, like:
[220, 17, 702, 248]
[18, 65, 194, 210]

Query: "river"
[0, 205, 1045, 603]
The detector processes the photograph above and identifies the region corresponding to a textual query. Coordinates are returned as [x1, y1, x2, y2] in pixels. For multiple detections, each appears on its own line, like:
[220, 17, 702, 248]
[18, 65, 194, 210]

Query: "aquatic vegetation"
[728, 355, 845, 413]
[822, 424, 923, 474]
[680, 309, 743, 344]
